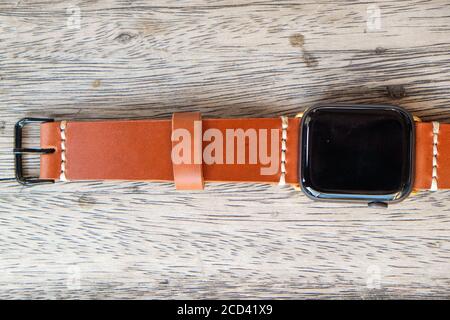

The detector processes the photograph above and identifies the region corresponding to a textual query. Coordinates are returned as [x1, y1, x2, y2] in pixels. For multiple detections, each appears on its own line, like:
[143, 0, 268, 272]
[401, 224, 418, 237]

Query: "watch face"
[300, 104, 414, 202]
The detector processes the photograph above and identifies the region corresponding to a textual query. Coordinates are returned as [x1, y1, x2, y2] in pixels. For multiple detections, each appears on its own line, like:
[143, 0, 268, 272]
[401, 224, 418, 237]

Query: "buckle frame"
[14, 117, 56, 186]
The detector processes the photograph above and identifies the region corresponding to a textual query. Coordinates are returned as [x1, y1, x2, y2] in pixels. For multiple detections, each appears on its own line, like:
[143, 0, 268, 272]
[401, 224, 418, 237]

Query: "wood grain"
[0, 0, 449, 299]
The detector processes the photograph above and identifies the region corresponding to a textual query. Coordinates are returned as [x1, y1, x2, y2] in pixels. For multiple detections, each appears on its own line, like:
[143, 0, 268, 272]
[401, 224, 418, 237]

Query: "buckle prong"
[13, 148, 55, 154]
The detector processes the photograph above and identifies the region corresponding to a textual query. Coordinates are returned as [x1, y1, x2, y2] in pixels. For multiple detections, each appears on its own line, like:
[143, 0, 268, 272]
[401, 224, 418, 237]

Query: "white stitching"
[279, 116, 288, 185]
[60, 121, 68, 181]
[430, 121, 439, 191]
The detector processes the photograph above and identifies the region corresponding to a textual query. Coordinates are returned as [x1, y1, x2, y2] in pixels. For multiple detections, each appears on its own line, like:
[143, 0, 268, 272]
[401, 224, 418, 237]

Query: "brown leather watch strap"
[39, 115, 449, 191]
[40, 116, 300, 186]
[414, 122, 450, 190]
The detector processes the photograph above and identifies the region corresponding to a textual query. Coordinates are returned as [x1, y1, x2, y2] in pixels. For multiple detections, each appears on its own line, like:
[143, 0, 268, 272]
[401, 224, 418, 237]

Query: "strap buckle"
[14, 117, 55, 185]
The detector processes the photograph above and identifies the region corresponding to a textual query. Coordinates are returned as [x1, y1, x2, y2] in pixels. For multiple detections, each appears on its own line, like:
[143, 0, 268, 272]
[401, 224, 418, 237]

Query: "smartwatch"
[14, 104, 449, 207]
[300, 104, 415, 207]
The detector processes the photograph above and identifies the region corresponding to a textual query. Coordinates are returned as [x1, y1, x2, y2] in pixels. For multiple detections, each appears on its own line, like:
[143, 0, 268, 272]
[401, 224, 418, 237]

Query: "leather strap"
[414, 122, 450, 190]
[40, 117, 300, 186]
[171, 112, 204, 190]
[39, 115, 449, 191]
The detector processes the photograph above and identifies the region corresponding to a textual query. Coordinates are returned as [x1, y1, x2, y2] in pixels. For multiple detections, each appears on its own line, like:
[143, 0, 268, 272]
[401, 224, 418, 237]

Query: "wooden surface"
[0, 0, 449, 299]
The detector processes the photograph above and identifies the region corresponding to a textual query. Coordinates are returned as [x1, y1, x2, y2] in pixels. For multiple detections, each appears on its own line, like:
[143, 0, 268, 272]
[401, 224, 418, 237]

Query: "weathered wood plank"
[0, 0, 449, 299]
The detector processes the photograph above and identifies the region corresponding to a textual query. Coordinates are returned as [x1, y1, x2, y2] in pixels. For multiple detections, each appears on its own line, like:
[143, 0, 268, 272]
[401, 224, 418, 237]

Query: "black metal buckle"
[14, 118, 56, 185]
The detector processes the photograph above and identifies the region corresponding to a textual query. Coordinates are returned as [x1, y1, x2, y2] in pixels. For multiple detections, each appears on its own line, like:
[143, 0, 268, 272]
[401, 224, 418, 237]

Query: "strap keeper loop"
[171, 112, 204, 190]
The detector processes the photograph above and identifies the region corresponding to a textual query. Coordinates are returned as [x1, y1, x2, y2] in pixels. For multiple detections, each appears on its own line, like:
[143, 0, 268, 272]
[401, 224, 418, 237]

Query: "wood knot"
[92, 80, 101, 88]
[303, 51, 318, 68]
[78, 194, 96, 209]
[386, 85, 406, 99]
[289, 33, 304, 47]
[115, 33, 135, 44]
[375, 47, 387, 54]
